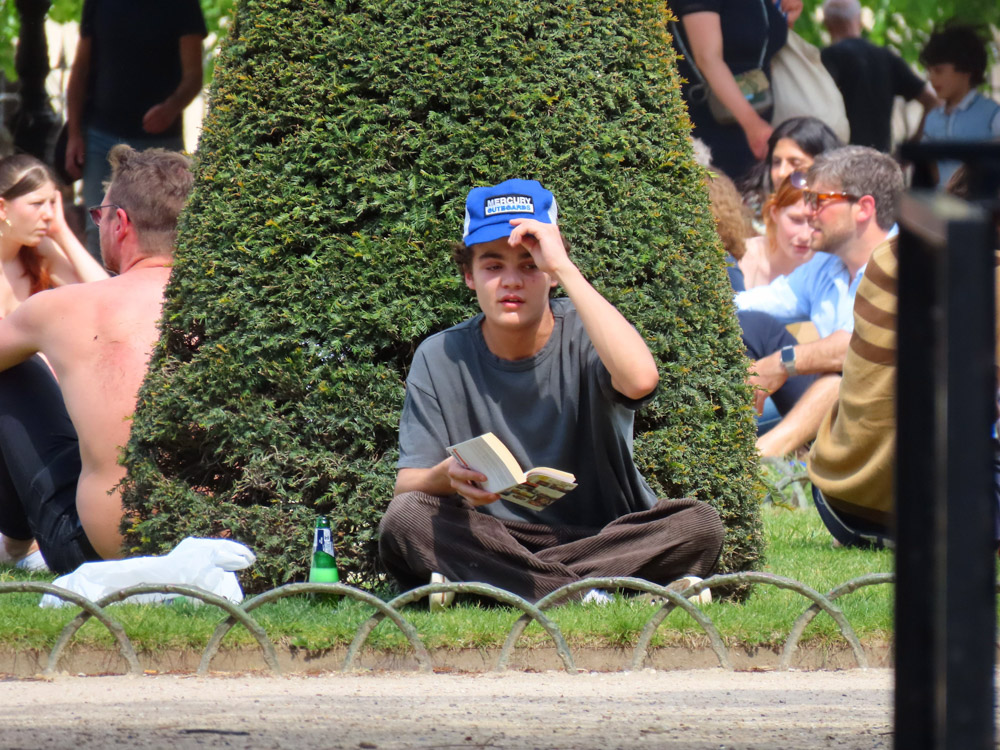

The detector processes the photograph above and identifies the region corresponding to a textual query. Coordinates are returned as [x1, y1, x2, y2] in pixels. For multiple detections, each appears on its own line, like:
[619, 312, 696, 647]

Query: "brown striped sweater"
[808, 237, 898, 525]
[810, 236, 1000, 524]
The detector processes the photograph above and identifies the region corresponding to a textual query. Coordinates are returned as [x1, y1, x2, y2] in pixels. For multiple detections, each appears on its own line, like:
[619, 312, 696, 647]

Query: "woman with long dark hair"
[740, 116, 844, 217]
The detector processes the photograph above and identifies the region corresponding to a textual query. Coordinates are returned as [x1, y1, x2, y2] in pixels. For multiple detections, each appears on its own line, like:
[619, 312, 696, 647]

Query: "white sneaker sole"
[670, 575, 711, 605]
[429, 572, 455, 612]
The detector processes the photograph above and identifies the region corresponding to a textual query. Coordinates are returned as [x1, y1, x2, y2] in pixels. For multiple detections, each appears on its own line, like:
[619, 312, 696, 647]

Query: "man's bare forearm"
[507, 219, 659, 400]
[395, 463, 452, 497]
[747, 330, 851, 413]
[757, 375, 841, 457]
[790, 330, 851, 375]
[65, 38, 91, 138]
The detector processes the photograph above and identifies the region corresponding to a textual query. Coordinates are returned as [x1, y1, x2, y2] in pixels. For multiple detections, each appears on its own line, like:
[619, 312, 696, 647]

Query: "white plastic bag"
[39, 537, 256, 608]
[770, 30, 851, 143]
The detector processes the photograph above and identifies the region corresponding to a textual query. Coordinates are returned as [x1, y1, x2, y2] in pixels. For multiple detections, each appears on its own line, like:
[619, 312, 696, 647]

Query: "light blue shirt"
[734, 252, 864, 338]
[923, 90, 1000, 188]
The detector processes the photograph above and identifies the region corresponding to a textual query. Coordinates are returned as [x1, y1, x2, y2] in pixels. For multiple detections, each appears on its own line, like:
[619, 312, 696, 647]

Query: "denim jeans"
[82, 126, 185, 261]
[811, 485, 892, 549]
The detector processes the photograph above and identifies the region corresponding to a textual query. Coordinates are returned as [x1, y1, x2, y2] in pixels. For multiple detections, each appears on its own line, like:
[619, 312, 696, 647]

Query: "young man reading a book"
[378, 179, 725, 605]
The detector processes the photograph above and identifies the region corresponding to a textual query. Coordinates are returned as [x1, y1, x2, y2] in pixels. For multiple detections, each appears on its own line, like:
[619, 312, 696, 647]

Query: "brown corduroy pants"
[378, 492, 725, 603]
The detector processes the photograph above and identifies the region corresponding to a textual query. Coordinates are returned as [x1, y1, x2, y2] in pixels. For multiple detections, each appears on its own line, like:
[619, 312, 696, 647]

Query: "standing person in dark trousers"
[64, 0, 206, 260]
[820, 0, 938, 153]
[670, 0, 790, 181]
[378, 180, 724, 606]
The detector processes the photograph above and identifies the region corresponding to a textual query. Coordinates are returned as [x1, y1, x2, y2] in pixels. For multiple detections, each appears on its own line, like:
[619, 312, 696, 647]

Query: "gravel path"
[0, 668, 894, 749]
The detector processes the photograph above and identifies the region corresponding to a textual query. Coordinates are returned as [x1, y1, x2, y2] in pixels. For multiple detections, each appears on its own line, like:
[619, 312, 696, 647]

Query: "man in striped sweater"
[809, 168, 1000, 547]
[807, 234, 898, 547]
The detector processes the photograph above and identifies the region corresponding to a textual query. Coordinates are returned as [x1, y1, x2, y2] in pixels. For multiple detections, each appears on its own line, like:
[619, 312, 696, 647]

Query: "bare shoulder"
[16, 274, 102, 316]
[90, 269, 172, 327]
[10, 280, 80, 318]
[13, 267, 169, 331]
[744, 235, 765, 258]
[739, 237, 764, 270]
[82, 266, 170, 299]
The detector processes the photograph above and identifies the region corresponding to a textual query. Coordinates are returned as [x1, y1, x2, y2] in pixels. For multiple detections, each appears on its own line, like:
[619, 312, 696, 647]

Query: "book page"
[524, 468, 576, 489]
[498, 472, 577, 510]
[448, 433, 524, 492]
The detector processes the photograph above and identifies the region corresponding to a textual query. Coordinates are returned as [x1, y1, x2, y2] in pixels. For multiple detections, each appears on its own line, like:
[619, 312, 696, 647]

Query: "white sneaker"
[635, 576, 712, 606]
[666, 575, 711, 605]
[0, 534, 48, 571]
[429, 572, 455, 612]
[581, 588, 613, 605]
[15, 549, 49, 572]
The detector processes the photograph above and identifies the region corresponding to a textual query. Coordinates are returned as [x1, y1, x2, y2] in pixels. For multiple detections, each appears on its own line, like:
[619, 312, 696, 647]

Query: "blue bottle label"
[315, 528, 335, 557]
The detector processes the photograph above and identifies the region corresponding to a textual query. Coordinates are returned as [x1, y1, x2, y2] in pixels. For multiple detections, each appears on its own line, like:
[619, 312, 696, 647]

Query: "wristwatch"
[780, 345, 797, 377]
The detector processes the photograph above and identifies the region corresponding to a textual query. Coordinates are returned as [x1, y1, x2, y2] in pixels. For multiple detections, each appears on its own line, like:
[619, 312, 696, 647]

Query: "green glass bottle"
[309, 516, 340, 583]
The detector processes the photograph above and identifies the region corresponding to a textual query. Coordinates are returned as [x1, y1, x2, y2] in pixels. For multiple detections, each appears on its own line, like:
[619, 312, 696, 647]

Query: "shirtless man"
[0, 145, 193, 572]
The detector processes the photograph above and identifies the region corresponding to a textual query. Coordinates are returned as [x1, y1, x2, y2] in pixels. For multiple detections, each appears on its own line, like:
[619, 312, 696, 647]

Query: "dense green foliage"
[120, 0, 761, 593]
[4, 0, 997, 83]
[793, 0, 1000, 65]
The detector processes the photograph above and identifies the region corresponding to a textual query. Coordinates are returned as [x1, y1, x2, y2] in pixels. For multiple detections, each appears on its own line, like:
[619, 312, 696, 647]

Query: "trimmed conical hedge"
[121, 0, 762, 593]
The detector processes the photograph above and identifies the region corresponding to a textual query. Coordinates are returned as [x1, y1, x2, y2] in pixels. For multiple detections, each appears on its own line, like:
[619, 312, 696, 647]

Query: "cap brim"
[463, 220, 517, 248]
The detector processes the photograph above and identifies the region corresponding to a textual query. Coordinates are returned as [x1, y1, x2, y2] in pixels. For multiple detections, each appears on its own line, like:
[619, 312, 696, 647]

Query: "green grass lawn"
[0, 503, 895, 655]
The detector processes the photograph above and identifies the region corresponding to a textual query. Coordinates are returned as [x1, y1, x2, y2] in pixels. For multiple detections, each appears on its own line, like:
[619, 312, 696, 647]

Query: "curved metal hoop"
[694, 572, 869, 669]
[780, 572, 894, 669]
[350, 581, 576, 672]
[493, 576, 730, 671]
[1, 570, 889, 675]
[47, 583, 279, 675]
[0, 581, 141, 675]
[203, 582, 432, 674]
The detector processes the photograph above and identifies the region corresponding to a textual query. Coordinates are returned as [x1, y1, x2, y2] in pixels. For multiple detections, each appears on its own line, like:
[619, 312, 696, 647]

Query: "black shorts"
[0, 356, 100, 573]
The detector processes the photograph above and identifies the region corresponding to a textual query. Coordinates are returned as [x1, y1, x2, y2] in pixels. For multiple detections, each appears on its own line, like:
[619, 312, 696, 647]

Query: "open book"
[447, 432, 577, 510]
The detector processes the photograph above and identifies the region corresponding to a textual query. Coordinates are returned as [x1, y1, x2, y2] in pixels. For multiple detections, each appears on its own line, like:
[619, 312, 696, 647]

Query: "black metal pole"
[895, 200, 937, 748]
[12, 0, 59, 161]
[895, 190, 996, 749]
[939, 213, 996, 747]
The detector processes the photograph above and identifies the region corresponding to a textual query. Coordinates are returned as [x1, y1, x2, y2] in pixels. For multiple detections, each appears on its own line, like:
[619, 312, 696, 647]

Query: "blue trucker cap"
[462, 179, 558, 247]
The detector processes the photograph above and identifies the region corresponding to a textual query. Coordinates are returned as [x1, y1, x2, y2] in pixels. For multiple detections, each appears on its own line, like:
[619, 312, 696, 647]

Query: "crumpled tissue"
[39, 537, 256, 608]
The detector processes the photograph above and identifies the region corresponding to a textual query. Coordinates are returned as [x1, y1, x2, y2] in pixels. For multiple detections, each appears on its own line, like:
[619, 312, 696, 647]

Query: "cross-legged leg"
[0, 356, 100, 573]
[379, 491, 584, 602]
[379, 492, 725, 602]
[536, 497, 724, 583]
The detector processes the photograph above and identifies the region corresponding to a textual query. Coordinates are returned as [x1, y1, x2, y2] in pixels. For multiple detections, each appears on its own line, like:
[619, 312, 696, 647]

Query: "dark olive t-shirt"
[397, 298, 658, 528]
[81, 0, 207, 138]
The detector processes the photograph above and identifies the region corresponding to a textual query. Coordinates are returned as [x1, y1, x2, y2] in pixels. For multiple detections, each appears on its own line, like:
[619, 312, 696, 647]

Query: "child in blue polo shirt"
[919, 23, 1000, 188]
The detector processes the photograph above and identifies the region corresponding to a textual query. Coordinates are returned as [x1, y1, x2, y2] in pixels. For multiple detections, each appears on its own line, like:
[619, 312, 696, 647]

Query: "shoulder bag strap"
[672, 0, 772, 89]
